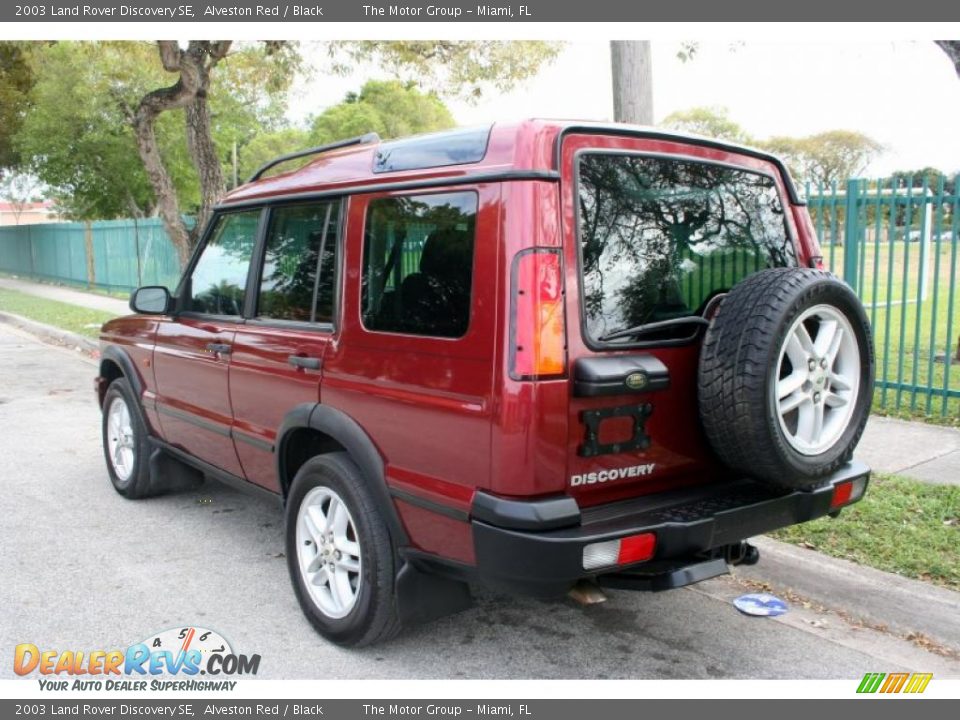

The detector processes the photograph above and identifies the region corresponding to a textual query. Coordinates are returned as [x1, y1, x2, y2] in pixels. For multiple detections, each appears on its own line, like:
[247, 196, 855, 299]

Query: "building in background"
[0, 200, 61, 226]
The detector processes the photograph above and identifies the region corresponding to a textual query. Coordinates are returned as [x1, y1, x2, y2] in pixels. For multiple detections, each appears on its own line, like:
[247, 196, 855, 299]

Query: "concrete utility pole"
[610, 41, 654, 125]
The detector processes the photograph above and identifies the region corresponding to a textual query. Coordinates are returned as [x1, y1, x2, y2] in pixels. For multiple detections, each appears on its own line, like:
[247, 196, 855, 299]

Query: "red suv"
[98, 121, 874, 646]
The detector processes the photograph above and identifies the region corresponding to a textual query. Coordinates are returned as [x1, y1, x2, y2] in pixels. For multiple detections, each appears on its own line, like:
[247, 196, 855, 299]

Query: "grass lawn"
[770, 474, 960, 591]
[0, 287, 116, 339]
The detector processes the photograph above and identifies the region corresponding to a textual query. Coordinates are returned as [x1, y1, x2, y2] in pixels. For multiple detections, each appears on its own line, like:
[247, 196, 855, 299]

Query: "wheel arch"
[98, 346, 145, 403]
[276, 403, 408, 546]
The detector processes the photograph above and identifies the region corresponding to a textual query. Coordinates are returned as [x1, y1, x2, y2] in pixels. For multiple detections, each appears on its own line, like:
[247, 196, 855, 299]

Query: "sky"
[292, 40, 960, 177]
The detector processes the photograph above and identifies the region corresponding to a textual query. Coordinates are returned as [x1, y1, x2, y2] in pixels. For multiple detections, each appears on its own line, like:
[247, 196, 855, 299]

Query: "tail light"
[830, 475, 868, 510]
[510, 248, 566, 379]
[583, 533, 657, 571]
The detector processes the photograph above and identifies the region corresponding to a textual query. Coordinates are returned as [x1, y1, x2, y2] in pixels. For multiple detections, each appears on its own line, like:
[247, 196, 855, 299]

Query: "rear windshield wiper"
[597, 315, 710, 343]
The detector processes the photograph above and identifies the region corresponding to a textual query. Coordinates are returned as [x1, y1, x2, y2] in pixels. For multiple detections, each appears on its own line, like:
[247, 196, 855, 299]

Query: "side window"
[186, 211, 260, 316]
[257, 201, 340, 323]
[361, 192, 477, 338]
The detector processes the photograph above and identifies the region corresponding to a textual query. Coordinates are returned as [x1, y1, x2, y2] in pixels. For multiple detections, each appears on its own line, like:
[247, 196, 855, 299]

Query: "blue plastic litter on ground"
[733, 593, 788, 617]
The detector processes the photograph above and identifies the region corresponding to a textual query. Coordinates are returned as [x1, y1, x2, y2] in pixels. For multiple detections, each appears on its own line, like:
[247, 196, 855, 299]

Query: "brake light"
[830, 475, 868, 509]
[582, 533, 656, 571]
[510, 249, 566, 379]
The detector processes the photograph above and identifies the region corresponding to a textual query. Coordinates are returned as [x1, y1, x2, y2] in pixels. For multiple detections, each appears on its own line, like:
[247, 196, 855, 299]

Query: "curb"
[738, 536, 960, 651]
[0, 310, 99, 357]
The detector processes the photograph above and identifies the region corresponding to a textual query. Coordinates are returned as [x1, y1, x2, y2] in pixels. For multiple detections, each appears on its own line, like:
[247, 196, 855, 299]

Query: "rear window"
[361, 192, 477, 338]
[577, 153, 797, 343]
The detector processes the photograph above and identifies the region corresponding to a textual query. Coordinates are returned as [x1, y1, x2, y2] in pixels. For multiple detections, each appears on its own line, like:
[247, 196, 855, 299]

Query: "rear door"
[153, 209, 262, 476]
[561, 134, 802, 506]
[228, 199, 342, 491]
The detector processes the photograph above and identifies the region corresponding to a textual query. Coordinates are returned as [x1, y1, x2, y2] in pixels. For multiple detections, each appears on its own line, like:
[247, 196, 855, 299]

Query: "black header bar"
[2, 0, 957, 22]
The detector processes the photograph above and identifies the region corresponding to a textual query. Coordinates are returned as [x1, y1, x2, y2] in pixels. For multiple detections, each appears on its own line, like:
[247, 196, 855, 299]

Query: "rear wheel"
[285, 453, 401, 646]
[698, 268, 874, 489]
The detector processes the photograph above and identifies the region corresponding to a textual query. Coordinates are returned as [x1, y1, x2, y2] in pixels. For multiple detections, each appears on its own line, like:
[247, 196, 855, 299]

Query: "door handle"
[288, 355, 322, 370]
[206, 342, 232, 355]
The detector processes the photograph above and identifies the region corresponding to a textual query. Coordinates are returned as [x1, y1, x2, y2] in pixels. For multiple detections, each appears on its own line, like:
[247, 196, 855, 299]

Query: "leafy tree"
[890, 167, 956, 194]
[311, 80, 455, 143]
[12, 41, 559, 267]
[761, 131, 884, 187]
[129, 41, 299, 265]
[240, 81, 455, 181]
[661, 106, 753, 144]
[14, 41, 288, 231]
[0, 43, 35, 171]
[0, 172, 43, 224]
[335, 42, 561, 101]
[236, 128, 312, 184]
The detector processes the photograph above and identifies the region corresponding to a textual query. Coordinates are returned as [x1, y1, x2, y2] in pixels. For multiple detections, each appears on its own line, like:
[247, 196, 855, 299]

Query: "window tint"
[578, 153, 797, 343]
[186, 211, 260, 316]
[361, 192, 477, 338]
[257, 201, 340, 323]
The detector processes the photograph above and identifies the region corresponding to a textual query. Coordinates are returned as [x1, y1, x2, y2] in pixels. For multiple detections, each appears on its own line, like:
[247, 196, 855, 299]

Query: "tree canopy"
[661, 106, 753, 144]
[0, 43, 33, 172]
[6, 40, 560, 266]
[239, 80, 456, 181]
[763, 131, 884, 188]
[13, 41, 291, 222]
[662, 106, 884, 186]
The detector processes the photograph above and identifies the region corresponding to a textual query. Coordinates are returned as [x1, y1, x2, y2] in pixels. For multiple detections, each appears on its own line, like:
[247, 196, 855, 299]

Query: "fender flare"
[99, 345, 150, 432]
[276, 402, 409, 546]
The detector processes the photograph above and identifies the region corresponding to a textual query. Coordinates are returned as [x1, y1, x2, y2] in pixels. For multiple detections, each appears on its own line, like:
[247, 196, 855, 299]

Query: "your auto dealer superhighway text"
[41, 5, 326, 18]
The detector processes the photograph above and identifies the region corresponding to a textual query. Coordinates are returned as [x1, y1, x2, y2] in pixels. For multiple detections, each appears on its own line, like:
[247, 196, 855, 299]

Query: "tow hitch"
[724, 540, 760, 566]
[594, 541, 761, 593]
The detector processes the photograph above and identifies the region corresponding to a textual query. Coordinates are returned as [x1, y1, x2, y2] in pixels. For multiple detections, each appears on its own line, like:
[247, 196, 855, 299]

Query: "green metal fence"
[807, 176, 960, 420]
[0, 218, 182, 293]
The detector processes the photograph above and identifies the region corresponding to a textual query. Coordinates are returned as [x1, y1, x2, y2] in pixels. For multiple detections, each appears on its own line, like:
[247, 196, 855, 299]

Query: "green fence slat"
[910, 177, 930, 410]
[881, 181, 898, 409]
[895, 176, 915, 411]
[942, 178, 959, 416]
[926, 175, 946, 414]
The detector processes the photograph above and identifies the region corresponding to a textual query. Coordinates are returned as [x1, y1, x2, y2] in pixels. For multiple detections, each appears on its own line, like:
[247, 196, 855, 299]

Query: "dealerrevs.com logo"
[14, 626, 260, 691]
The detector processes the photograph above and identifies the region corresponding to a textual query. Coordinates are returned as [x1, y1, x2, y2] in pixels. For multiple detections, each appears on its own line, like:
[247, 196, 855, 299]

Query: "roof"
[0, 200, 55, 212]
[220, 120, 803, 208]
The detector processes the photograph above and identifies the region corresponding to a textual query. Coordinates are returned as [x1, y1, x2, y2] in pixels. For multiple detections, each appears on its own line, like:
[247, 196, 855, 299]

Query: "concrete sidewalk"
[858, 415, 960, 485]
[0, 275, 129, 315]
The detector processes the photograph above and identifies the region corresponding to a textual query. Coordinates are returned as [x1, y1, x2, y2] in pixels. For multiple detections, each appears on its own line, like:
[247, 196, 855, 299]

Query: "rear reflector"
[510, 248, 566, 379]
[830, 475, 868, 509]
[582, 532, 656, 571]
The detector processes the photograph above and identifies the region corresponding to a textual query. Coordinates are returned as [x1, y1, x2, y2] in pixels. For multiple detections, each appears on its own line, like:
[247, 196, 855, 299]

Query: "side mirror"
[130, 286, 172, 315]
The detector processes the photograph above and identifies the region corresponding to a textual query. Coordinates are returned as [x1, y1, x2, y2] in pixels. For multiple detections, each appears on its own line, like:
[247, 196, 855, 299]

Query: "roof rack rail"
[246, 132, 381, 183]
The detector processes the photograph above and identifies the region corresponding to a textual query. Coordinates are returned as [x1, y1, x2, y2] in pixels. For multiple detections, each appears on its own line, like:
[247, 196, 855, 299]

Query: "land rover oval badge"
[625, 372, 648, 390]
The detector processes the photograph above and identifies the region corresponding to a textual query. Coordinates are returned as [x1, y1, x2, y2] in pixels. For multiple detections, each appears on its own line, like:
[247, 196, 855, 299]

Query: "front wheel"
[285, 453, 401, 646]
[101, 378, 154, 498]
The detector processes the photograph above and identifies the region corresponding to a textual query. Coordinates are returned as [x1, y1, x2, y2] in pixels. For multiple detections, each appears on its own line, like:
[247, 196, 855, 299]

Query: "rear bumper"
[471, 460, 870, 596]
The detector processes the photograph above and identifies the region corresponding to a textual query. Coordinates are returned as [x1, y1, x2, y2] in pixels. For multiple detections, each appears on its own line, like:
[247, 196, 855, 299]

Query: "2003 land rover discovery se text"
[97, 121, 875, 646]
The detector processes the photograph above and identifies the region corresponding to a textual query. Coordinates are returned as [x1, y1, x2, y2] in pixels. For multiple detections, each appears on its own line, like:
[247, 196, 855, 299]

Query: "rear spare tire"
[698, 267, 874, 490]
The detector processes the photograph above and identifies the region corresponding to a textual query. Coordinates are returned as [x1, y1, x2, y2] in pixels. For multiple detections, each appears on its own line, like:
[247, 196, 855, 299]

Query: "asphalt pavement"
[1, 323, 958, 680]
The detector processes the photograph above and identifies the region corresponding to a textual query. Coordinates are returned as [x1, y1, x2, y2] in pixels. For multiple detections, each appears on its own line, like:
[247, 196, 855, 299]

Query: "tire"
[698, 267, 874, 490]
[101, 378, 155, 499]
[285, 453, 401, 646]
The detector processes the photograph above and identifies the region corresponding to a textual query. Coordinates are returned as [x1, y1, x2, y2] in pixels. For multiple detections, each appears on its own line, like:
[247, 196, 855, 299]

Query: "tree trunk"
[185, 91, 225, 242]
[130, 41, 232, 268]
[936, 41, 960, 78]
[611, 41, 654, 125]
